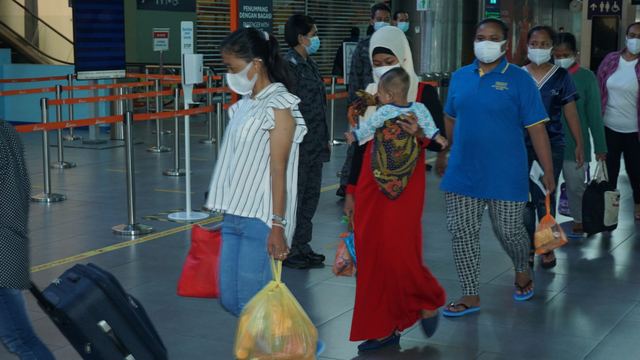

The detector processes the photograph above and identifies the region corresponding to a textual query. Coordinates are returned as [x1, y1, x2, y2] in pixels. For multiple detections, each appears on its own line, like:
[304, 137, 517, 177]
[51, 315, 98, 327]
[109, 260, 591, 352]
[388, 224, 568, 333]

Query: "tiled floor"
[1, 115, 639, 360]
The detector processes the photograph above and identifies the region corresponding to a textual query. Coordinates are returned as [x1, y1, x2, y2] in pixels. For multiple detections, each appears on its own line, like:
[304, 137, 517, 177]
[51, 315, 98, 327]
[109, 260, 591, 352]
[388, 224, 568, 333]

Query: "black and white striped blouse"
[0, 119, 31, 290]
[205, 83, 307, 245]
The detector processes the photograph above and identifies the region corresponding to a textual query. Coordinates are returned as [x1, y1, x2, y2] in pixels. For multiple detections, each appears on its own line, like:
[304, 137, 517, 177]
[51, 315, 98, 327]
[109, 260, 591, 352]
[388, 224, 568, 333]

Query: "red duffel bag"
[177, 224, 223, 298]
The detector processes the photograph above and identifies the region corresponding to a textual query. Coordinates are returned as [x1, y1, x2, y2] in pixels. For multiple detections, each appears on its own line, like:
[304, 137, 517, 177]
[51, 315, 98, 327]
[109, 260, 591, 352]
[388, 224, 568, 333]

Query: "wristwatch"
[272, 215, 287, 227]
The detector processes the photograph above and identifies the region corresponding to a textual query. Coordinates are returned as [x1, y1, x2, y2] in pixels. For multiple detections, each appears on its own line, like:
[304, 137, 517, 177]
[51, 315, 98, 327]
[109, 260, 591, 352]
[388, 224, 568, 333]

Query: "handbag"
[582, 160, 620, 237]
[177, 224, 223, 298]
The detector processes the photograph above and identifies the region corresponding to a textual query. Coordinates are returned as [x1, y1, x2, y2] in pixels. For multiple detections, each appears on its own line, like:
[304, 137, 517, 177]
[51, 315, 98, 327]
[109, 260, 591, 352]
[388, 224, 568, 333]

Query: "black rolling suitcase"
[29, 263, 168, 360]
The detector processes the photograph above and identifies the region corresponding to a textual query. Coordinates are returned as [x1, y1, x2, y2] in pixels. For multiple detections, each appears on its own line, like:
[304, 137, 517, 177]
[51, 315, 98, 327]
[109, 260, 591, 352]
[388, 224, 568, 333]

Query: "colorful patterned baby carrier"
[354, 91, 421, 200]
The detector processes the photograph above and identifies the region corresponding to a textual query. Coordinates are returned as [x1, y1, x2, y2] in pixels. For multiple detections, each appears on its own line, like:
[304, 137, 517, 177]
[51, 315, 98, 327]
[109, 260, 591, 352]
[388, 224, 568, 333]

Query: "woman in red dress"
[342, 26, 446, 352]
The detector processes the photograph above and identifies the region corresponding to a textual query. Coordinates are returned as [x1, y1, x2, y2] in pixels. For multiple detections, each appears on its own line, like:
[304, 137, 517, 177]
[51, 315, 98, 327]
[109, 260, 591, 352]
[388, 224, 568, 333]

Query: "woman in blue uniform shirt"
[522, 25, 584, 269]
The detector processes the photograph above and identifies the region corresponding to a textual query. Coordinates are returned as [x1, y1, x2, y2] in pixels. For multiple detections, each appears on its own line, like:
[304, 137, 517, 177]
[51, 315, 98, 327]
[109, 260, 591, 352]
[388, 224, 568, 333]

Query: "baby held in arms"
[345, 67, 448, 149]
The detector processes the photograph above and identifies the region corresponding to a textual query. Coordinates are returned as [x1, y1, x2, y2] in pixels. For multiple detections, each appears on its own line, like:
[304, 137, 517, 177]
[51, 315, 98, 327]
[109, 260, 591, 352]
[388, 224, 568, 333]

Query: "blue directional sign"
[587, 0, 622, 20]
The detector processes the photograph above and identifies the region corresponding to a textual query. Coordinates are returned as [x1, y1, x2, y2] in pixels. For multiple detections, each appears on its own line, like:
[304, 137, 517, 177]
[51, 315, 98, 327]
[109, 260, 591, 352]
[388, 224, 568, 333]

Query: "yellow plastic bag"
[234, 260, 318, 360]
[534, 194, 568, 255]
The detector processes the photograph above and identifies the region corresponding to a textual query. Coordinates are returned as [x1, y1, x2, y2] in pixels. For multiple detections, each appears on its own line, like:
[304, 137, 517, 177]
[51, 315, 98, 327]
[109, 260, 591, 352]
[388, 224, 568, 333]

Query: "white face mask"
[626, 37, 640, 55]
[474, 40, 506, 64]
[373, 63, 402, 80]
[528, 47, 553, 66]
[555, 56, 575, 69]
[226, 62, 258, 96]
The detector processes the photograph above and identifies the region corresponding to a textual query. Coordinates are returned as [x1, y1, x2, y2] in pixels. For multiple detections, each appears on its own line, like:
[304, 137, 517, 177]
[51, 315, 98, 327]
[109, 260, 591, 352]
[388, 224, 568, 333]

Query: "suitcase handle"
[97, 320, 136, 360]
[29, 282, 57, 315]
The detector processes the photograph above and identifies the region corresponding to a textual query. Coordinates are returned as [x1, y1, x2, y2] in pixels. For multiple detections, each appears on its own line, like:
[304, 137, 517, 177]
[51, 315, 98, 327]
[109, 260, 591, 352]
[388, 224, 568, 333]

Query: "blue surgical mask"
[305, 36, 320, 56]
[374, 22, 390, 31]
[397, 22, 409, 33]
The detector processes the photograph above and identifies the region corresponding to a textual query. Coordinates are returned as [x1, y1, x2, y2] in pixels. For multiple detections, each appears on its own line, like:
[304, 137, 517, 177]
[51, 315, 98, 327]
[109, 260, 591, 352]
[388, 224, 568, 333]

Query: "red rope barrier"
[0, 75, 68, 84]
[49, 90, 173, 106]
[0, 87, 56, 97]
[327, 92, 348, 101]
[61, 81, 154, 91]
[14, 105, 217, 133]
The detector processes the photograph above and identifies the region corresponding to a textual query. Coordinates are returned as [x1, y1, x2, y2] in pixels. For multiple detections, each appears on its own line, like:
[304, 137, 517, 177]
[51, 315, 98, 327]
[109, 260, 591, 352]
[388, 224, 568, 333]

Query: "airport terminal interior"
[1, 0, 640, 359]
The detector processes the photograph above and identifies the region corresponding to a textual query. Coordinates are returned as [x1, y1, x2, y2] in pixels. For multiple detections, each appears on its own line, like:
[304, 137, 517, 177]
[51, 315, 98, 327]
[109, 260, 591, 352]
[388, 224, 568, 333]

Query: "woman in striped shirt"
[205, 28, 308, 316]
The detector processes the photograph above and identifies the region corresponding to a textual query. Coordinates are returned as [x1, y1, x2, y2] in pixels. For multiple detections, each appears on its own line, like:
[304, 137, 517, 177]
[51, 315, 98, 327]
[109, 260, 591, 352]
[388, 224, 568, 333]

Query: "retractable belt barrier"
[14, 105, 216, 133]
[0, 75, 70, 84]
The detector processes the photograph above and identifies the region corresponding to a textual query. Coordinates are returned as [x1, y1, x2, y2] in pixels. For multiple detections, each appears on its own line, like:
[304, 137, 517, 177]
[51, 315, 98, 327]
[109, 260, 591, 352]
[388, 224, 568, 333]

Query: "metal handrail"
[9, 0, 74, 45]
[0, 19, 73, 65]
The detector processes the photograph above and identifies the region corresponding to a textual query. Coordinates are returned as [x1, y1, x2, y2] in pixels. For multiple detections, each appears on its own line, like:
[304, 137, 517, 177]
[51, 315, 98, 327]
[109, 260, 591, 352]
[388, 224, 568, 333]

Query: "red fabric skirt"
[349, 143, 446, 341]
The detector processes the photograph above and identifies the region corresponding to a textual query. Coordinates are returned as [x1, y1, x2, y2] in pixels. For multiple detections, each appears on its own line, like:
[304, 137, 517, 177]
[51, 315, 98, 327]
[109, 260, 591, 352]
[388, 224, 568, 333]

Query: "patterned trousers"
[445, 192, 530, 296]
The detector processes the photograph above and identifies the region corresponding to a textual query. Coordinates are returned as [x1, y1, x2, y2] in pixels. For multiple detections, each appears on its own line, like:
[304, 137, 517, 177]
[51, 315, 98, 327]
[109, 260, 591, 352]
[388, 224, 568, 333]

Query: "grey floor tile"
[584, 320, 640, 360]
[514, 292, 636, 339]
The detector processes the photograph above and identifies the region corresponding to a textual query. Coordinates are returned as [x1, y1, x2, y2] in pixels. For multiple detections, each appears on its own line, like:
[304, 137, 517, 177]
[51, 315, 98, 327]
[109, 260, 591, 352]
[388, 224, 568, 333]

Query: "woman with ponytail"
[205, 28, 307, 316]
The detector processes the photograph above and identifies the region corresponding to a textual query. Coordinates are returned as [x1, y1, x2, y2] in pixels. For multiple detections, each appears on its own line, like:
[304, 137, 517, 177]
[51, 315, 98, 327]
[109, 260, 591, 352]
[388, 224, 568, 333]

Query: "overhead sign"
[137, 0, 196, 12]
[181, 21, 194, 55]
[153, 28, 170, 51]
[417, 0, 433, 11]
[238, 0, 273, 33]
[72, 0, 126, 80]
[587, 0, 622, 19]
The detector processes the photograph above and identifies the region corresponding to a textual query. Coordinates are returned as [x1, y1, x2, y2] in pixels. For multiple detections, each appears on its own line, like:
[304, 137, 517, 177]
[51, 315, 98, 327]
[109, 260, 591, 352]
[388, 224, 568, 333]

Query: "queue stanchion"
[164, 87, 186, 176]
[110, 83, 125, 140]
[329, 77, 336, 145]
[215, 102, 222, 159]
[200, 69, 215, 144]
[221, 76, 228, 134]
[51, 85, 76, 169]
[63, 74, 82, 141]
[145, 68, 151, 113]
[147, 79, 171, 153]
[113, 111, 154, 236]
[32, 98, 66, 203]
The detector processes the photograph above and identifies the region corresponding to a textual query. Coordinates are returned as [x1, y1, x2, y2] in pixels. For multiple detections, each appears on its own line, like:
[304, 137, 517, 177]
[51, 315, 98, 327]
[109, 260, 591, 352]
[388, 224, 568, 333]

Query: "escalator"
[0, 0, 73, 65]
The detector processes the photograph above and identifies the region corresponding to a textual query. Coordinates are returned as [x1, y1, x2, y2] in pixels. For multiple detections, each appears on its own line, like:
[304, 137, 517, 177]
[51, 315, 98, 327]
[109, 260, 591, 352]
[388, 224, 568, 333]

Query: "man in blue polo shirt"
[435, 18, 555, 317]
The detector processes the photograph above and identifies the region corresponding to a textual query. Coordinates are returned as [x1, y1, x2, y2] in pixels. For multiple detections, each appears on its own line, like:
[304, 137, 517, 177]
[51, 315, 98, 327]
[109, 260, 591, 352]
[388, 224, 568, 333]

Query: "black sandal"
[540, 252, 556, 269]
[528, 250, 535, 268]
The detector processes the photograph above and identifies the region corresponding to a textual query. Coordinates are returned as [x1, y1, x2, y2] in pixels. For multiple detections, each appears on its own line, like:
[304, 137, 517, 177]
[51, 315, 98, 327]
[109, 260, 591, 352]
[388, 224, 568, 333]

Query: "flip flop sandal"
[540, 253, 557, 269]
[317, 340, 326, 357]
[568, 228, 584, 238]
[528, 251, 535, 268]
[514, 270, 534, 301]
[443, 303, 480, 317]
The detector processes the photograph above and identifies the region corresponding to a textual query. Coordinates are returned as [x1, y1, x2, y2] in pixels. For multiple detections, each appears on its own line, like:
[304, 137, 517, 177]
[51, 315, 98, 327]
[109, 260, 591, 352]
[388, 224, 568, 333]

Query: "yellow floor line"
[30, 216, 223, 273]
[180, 157, 208, 161]
[154, 189, 195, 194]
[322, 241, 342, 250]
[107, 169, 139, 173]
[321, 184, 340, 192]
[179, 133, 207, 137]
[31, 182, 348, 272]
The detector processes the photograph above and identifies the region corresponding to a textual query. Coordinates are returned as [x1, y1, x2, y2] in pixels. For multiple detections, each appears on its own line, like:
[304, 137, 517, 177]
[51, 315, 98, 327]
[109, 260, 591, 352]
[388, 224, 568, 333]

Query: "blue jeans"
[524, 146, 565, 250]
[219, 214, 272, 316]
[0, 287, 56, 360]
